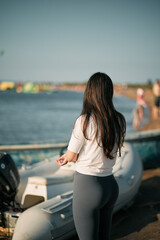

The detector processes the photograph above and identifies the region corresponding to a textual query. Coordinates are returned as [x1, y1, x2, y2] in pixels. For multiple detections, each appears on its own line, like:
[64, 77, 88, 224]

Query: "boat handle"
[60, 208, 72, 219]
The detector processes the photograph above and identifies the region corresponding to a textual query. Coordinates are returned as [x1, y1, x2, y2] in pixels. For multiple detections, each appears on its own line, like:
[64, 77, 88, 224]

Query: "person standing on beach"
[152, 80, 160, 119]
[56, 72, 126, 240]
[136, 88, 147, 119]
[133, 88, 148, 130]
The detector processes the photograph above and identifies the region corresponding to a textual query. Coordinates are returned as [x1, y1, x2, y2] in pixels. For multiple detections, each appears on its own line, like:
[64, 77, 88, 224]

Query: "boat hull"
[12, 142, 143, 240]
[126, 129, 160, 169]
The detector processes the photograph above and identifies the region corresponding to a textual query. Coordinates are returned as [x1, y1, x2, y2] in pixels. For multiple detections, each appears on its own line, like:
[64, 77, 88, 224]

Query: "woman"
[57, 72, 126, 240]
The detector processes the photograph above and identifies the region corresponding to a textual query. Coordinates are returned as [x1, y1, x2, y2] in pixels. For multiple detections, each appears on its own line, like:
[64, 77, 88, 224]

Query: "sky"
[0, 0, 160, 84]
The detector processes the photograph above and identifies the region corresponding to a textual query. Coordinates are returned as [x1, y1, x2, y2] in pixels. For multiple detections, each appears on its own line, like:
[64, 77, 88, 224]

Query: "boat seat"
[21, 168, 75, 209]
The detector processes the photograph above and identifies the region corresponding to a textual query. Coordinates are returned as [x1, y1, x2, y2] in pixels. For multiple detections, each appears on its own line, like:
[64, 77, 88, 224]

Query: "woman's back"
[68, 115, 118, 176]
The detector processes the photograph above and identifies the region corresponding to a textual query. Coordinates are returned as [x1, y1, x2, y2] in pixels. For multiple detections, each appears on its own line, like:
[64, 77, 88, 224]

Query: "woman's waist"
[75, 163, 114, 177]
[76, 157, 116, 169]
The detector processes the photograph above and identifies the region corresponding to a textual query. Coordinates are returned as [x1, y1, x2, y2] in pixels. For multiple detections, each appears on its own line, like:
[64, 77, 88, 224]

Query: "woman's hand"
[56, 150, 78, 166]
[56, 154, 68, 166]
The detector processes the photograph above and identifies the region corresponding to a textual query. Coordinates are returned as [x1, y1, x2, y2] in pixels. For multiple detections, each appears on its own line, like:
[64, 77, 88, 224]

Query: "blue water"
[0, 90, 136, 145]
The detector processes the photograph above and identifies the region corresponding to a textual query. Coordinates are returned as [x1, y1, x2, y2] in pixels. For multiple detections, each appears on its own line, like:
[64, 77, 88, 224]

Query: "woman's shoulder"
[76, 115, 85, 124]
[75, 114, 95, 128]
[77, 114, 95, 122]
[74, 115, 85, 130]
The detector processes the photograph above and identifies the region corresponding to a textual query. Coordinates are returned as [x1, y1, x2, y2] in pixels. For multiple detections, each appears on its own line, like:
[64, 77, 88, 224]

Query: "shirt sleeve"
[67, 116, 85, 153]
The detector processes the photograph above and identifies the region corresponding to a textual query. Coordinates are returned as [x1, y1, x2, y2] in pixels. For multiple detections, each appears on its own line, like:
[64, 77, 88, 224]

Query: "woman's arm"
[57, 116, 84, 166]
[56, 150, 78, 166]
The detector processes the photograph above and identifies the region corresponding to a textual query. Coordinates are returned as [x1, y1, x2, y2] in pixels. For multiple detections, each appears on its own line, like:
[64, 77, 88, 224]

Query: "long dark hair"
[81, 72, 126, 159]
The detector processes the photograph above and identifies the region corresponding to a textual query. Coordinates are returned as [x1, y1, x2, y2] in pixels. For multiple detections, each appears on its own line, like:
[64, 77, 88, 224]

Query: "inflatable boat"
[0, 142, 143, 240]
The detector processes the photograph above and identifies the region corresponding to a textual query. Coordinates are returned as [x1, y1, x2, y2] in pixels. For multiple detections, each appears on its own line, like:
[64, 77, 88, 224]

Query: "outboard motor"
[0, 152, 20, 209]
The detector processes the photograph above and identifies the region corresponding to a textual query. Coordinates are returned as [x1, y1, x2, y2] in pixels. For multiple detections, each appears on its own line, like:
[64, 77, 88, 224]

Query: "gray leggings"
[73, 172, 119, 240]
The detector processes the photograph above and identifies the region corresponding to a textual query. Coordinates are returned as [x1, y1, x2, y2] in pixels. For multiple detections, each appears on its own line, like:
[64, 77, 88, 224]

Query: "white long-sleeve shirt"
[67, 115, 118, 176]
